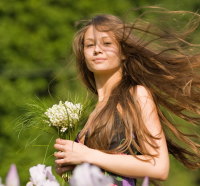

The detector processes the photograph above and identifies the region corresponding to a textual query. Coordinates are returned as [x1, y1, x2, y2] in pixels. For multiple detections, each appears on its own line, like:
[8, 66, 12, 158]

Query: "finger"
[54, 144, 65, 151]
[55, 158, 69, 164]
[54, 151, 65, 159]
[56, 138, 68, 145]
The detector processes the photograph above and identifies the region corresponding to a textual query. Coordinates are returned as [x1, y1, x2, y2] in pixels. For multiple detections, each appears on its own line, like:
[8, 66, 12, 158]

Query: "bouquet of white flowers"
[17, 97, 89, 141]
[17, 97, 91, 183]
[44, 100, 84, 181]
[44, 101, 83, 139]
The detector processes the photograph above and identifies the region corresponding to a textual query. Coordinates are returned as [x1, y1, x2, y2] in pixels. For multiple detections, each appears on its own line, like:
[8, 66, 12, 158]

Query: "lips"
[93, 58, 107, 62]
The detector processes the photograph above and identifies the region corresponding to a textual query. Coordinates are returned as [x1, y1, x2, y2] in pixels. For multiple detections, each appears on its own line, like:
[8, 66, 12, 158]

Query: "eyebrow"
[85, 36, 110, 41]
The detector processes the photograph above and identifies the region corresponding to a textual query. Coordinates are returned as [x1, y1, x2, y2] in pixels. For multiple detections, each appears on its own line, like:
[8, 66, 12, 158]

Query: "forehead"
[84, 26, 115, 41]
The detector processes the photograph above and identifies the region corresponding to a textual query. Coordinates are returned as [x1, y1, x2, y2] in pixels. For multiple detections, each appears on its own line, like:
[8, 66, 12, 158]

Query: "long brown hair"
[73, 9, 200, 169]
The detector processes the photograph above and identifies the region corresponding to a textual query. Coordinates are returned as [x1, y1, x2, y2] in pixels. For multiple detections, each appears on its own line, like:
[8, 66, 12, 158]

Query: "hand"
[54, 138, 93, 166]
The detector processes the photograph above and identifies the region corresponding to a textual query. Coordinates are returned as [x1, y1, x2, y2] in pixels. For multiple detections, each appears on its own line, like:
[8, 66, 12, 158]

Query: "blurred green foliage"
[0, 0, 199, 185]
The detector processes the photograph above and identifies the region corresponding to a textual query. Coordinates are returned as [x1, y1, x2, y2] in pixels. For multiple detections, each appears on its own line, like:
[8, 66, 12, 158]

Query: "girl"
[54, 10, 200, 185]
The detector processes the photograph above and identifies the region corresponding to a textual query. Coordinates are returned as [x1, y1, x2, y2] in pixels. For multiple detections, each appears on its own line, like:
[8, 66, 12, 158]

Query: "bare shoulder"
[135, 85, 152, 98]
[132, 85, 156, 111]
[133, 85, 153, 100]
[134, 86, 161, 132]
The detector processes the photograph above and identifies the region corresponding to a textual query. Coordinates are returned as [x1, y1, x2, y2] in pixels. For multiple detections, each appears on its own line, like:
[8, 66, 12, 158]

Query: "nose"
[93, 44, 102, 55]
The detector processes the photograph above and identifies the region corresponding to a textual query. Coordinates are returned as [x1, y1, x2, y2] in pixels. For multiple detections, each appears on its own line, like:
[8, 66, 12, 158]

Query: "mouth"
[93, 58, 107, 62]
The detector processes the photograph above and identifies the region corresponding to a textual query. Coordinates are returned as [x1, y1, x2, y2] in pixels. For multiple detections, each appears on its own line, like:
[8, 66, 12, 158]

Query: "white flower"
[26, 182, 33, 186]
[44, 101, 83, 133]
[70, 163, 113, 186]
[29, 164, 46, 185]
[60, 127, 67, 132]
[26, 180, 59, 186]
[42, 180, 60, 186]
[26, 164, 59, 186]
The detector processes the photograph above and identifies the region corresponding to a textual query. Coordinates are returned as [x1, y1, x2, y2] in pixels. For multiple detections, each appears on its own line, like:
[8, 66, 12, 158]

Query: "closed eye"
[85, 44, 94, 48]
[104, 42, 112, 45]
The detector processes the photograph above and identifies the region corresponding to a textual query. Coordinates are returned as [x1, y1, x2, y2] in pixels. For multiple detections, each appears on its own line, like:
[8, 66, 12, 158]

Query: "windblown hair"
[73, 8, 200, 169]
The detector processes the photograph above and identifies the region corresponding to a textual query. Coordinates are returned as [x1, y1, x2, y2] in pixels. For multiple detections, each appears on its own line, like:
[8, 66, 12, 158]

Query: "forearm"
[86, 149, 169, 180]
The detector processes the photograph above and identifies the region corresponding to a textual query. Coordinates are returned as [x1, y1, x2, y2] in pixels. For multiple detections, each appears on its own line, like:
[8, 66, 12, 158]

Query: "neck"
[94, 70, 122, 102]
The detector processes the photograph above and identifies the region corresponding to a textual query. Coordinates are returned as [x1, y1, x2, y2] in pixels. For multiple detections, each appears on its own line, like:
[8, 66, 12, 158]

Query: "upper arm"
[134, 85, 169, 177]
[135, 85, 161, 138]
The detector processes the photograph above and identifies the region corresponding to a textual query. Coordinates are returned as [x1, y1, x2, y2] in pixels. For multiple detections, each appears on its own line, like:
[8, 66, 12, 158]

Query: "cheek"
[83, 51, 92, 70]
[106, 49, 122, 63]
[84, 51, 90, 64]
[84, 49, 92, 61]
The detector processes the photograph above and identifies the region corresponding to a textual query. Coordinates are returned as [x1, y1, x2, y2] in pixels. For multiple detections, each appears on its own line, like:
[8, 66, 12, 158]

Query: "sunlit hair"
[73, 8, 200, 169]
